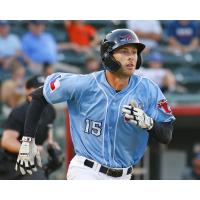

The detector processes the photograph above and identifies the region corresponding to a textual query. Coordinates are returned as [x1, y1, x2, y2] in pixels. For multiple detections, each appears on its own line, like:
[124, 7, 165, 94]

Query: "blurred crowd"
[0, 21, 199, 117]
[0, 20, 101, 116]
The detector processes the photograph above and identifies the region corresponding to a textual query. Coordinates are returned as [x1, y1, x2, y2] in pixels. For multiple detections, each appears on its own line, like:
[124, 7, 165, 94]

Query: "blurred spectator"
[126, 20, 162, 52]
[0, 79, 4, 119]
[0, 80, 3, 147]
[42, 62, 55, 77]
[182, 151, 200, 180]
[22, 20, 57, 74]
[22, 20, 81, 74]
[136, 52, 186, 93]
[0, 20, 22, 71]
[0, 80, 2, 113]
[61, 20, 100, 55]
[167, 20, 199, 54]
[84, 56, 101, 73]
[1, 60, 26, 115]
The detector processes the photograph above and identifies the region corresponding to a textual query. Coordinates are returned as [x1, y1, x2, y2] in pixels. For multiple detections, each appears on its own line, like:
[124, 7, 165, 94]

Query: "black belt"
[84, 159, 133, 178]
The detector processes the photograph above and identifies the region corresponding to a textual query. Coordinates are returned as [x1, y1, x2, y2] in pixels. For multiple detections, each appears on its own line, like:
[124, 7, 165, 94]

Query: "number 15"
[84, 119, 102, 137]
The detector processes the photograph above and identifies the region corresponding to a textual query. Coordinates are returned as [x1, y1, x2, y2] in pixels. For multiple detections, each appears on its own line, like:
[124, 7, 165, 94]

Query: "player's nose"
[127, 53, 136, 62]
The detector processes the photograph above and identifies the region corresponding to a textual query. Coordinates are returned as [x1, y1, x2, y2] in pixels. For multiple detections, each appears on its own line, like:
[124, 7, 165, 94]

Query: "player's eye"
[119, 49, 129, 54]
[132, 49, 137, 54]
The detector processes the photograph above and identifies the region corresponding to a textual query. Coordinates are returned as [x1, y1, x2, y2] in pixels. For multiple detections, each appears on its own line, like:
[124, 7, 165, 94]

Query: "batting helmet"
[100, 29, 145, 72]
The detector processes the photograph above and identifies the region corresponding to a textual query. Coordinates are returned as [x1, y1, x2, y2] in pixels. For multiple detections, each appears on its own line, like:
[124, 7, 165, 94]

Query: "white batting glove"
[15, 136, 42, 175]
[122, 103, 154, 130]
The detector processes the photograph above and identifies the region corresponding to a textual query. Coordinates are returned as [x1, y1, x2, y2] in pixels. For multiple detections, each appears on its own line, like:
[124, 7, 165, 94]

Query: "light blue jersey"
[43, 70, 175, 168]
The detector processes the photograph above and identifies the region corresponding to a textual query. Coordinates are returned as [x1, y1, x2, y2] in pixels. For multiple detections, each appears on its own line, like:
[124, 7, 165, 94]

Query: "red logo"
[49, 74, 61, 92]
[157, 99, 172, 114]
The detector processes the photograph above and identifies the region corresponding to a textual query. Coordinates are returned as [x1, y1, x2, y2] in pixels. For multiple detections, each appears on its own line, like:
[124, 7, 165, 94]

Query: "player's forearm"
[148, 121, 173, 144]
[24, 87, 48, 138]
[1, 137, 21, 153]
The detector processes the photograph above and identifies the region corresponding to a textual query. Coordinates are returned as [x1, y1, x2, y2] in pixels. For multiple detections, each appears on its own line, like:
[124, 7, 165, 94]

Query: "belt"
[84, 159, 133, 178]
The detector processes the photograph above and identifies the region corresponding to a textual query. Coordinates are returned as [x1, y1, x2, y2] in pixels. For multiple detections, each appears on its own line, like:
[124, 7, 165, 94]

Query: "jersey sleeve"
[43, 72, 85, 104]
[146, 80, 176, 123]
[35, 105, 56, 145]
[41, 104, 56, 125]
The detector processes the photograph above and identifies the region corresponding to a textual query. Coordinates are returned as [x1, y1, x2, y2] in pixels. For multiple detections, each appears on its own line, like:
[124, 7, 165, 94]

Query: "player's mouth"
[126, 63, 135, 69]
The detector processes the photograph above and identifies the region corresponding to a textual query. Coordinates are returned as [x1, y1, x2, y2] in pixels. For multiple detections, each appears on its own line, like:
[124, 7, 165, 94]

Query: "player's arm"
[125, 80, 175, 145]
[148, 121, 173, 144]
[122, 104, 173, 144]
[16, 72, 83, 175]
[23, 87, 49, 138]
[15, 87, 48, 175]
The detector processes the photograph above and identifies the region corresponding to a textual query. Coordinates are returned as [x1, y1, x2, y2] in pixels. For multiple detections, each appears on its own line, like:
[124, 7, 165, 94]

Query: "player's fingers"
[130, 119, 138, 126]
[15, 163, 18, 171]
[30, 160, 37, 172]
[20, 166, 26, 175]
[122, 107, 132, 115]
[134, 115, 139, 121]
[132, 111, 140, 118]
[123, 105, 132, 110]
[123, 105, 138, 116]
[125, 113, 134, 120]
[25, 161, 32, 175]
[19, 160, 26, 175]
[15, 157, 20, 171]
[36, 151, 42, 168]
[132, 107, 140, 113]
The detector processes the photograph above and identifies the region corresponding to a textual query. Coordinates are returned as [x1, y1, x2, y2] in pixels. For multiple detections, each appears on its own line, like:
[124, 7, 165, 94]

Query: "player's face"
[113, 45, 138, 77]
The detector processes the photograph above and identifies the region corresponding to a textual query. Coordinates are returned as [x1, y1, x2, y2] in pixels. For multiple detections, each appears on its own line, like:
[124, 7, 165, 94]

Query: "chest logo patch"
[157, 99, 172, 114]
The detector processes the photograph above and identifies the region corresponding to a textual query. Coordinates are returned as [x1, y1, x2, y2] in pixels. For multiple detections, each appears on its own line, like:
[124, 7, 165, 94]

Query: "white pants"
[67, 155, 132, 180]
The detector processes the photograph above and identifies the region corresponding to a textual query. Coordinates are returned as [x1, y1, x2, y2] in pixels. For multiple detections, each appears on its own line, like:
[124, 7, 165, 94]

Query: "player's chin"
[123, 68, 135, 76]
[117, 66, 135, 77]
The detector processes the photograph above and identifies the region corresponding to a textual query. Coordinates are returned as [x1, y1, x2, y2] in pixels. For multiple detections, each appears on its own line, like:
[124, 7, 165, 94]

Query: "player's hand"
[122, 102, 154, 130]
[15, 136, 42, 175]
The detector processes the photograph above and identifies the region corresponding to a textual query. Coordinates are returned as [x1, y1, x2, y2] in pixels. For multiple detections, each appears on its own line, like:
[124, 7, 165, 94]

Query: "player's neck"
[105, 71, 129, 91]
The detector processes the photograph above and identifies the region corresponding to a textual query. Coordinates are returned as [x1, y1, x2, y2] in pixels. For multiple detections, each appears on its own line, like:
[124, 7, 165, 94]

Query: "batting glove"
[122, 104, 154, 130]
[15, 136, 42, 175]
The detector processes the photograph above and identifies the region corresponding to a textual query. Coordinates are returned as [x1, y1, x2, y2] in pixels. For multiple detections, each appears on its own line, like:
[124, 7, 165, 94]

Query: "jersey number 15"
[84, 119, 102, 137]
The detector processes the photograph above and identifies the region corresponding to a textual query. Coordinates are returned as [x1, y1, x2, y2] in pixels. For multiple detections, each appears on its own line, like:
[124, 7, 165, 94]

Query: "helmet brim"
[112, 42, 145, 54]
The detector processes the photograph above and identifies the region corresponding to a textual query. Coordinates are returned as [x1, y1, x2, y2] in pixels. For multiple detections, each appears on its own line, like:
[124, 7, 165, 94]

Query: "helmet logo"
[119, 34, 133, 42]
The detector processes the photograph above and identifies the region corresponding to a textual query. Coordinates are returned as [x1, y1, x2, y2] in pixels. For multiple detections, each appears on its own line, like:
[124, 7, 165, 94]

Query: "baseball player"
[15, 29, 175, 180]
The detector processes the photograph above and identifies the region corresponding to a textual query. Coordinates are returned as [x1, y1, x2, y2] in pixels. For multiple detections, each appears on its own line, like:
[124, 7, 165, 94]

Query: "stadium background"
[0, 20, 200, 179]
